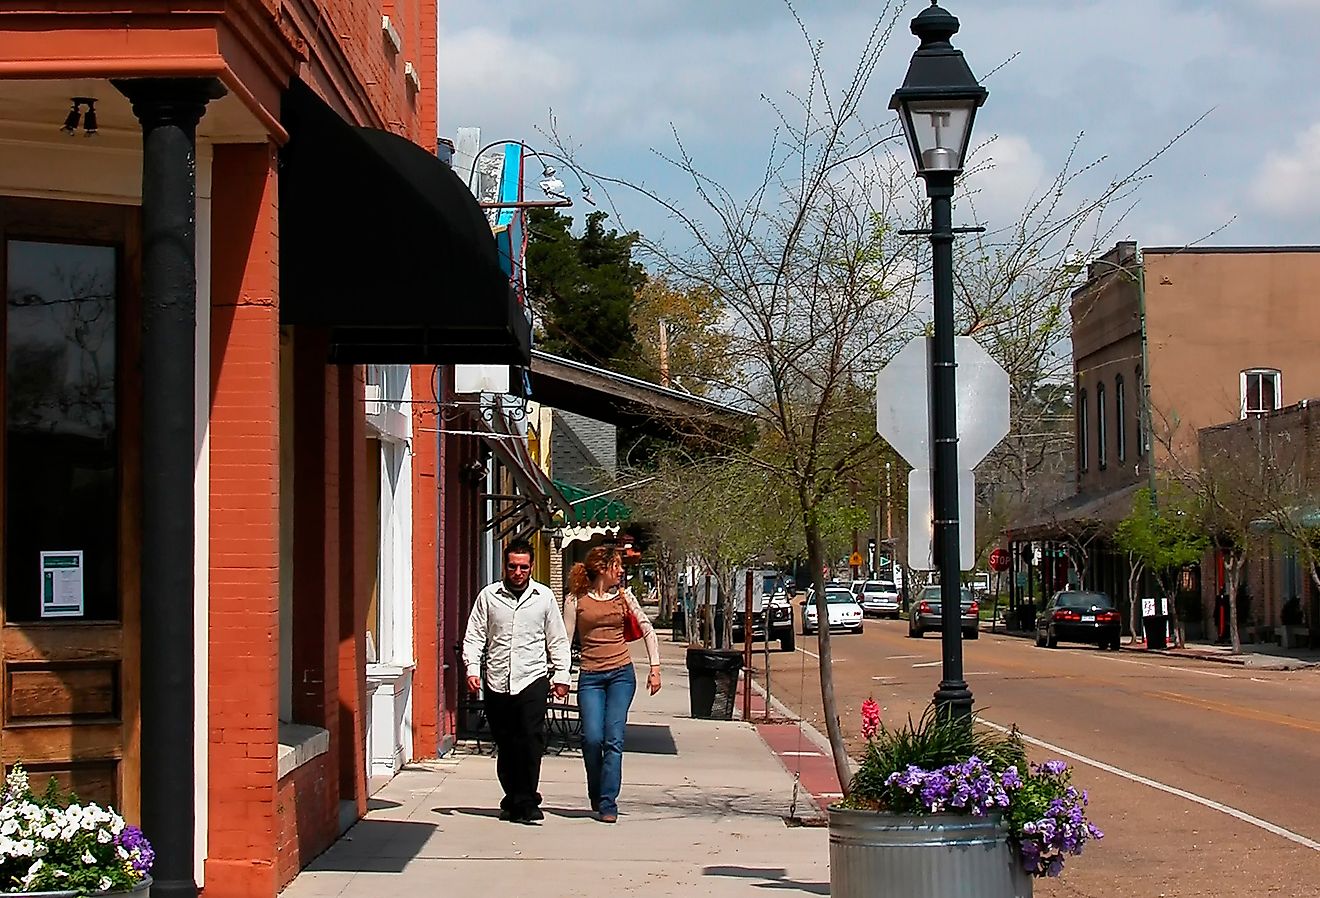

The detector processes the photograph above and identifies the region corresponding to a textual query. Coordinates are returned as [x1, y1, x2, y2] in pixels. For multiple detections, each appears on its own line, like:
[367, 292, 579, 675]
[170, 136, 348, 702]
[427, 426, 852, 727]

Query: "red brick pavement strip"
[735, 678, 840, 819]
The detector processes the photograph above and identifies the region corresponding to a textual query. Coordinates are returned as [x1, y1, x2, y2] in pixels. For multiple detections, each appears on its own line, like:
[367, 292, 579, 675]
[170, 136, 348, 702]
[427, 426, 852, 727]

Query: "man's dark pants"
[483, 676, 549, 816]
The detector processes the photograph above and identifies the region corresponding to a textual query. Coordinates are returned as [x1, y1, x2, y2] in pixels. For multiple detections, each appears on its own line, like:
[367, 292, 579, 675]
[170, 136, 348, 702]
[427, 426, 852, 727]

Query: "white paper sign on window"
[40, 550, 85, 618]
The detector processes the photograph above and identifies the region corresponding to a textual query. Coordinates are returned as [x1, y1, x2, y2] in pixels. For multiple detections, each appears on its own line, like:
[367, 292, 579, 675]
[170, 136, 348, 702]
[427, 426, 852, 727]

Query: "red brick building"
[0, 4, 529, 897]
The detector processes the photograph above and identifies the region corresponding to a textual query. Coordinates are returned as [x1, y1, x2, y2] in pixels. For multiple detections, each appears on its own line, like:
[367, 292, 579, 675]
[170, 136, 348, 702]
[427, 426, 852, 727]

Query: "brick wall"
[206, 143, 281, 898]
[275, 752, 337, 890]
[411, 365, 440, 757]
[1199, 402, 1320, 633]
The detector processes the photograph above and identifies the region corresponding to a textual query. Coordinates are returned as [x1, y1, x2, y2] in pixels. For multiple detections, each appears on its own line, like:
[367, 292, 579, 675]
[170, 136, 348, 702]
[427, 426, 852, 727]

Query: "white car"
[802, 586, 865, 635]
[858, 580, 901, 618]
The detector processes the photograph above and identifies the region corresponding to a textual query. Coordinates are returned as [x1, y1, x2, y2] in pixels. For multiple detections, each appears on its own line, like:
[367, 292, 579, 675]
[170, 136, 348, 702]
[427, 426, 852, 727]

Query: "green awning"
[553, 479, 630, 526]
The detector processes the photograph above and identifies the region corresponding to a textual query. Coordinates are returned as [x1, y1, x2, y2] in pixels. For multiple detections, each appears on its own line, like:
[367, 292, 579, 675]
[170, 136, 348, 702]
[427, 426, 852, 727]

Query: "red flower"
[861, 698, 881, 740]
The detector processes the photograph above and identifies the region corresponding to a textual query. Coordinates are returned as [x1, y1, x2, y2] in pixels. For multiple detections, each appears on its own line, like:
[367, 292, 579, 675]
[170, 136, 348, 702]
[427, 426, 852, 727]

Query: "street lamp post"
[890, 2, 987, 720]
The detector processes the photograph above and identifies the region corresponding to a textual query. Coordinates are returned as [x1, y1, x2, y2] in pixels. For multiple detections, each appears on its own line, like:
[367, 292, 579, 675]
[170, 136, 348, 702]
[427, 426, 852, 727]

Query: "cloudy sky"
[438, 0, 1320, 251]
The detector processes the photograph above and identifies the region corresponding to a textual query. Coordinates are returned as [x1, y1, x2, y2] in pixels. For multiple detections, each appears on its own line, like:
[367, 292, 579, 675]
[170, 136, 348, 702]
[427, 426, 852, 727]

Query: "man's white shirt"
[463, 578, 572, 695]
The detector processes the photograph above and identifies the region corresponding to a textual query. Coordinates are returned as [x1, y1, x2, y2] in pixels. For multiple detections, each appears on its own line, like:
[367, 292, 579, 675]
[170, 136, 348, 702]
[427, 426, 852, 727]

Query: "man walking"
[463, 539, 571, 824]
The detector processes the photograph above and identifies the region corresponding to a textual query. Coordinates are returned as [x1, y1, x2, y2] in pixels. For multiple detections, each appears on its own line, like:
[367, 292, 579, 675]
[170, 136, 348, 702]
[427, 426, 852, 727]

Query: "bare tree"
[551, 2, 1206, 795]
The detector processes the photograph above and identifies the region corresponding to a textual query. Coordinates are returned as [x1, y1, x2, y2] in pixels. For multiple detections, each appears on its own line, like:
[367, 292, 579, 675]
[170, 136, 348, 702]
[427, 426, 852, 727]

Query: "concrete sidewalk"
[281, 653, 828, 898]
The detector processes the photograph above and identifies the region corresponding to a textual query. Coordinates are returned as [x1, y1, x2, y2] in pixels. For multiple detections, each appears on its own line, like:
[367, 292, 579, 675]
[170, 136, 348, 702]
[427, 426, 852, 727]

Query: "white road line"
[912, 661, 942, 668]
[872, 676, 896, 681]
[965, 671, 999, 676]
[887, 654, 920, 660]
[981, 720, 1320, 852]
[796, 646, 847, 662]
[780, 751, 823, 757]
[1103, 656, 1232, 678]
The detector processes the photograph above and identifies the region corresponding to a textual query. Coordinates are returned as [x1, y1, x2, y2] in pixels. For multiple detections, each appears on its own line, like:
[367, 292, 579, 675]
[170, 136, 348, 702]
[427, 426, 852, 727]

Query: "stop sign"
[989, 547, 1010, 572]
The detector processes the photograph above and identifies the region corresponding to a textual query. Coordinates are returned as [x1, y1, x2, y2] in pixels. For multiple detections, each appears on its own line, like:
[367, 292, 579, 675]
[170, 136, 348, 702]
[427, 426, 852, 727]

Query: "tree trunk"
[720, 570, 736, 651]
[656, 545, 676, 621]
[1226, 552, 1244, 655]
[805, 514, 852, 800]
[1127, 556, 1145, 643]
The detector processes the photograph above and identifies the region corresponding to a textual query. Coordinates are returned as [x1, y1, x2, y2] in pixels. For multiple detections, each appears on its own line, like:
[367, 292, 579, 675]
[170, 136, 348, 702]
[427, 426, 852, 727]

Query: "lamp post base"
[933, 680, 974, 720]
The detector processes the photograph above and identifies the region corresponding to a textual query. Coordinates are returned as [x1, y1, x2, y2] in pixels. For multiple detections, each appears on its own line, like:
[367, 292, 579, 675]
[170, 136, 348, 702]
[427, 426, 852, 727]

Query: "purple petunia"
[884, 756, 1020, 817]
[116, 825, 155, 877]
[1015, 760, 1103, 877]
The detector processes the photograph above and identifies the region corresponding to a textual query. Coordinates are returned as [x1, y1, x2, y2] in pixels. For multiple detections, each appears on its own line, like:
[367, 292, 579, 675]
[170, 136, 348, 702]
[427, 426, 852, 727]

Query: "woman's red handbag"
[620, 594, 644, 642]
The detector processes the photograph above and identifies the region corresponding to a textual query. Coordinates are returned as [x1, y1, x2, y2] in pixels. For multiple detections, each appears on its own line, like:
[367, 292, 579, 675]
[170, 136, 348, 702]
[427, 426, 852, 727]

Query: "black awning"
[279, 79, 530, 365]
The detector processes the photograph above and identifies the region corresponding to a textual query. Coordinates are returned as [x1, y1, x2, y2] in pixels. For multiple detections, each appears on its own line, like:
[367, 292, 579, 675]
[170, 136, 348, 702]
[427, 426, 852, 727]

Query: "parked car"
[858, 580, 901, 618]
[1035, 590, 1121, 650]
[802, 586, 865, 635]
[731, 568, 796, 652]
[907, 585, 979, 639]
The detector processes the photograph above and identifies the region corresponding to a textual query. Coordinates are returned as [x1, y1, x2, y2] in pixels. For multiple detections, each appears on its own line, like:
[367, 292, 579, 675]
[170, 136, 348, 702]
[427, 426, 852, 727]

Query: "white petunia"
[97, 828, 113, 844]
[98, 877, 112, 893]
[81, 850, 97, 864]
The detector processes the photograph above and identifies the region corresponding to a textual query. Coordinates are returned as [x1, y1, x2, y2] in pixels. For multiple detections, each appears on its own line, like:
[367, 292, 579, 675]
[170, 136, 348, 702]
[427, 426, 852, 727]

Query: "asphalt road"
[758, 601, 1320, 897]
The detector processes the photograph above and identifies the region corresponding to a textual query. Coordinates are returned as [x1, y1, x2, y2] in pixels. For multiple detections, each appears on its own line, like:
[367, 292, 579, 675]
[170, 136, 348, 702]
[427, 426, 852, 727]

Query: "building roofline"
[1143, 245, 1320, 255]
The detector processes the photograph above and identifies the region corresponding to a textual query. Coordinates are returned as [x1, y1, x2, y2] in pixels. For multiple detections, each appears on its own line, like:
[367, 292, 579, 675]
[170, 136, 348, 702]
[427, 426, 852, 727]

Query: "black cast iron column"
[114, 77, 225, 898]
[926, 171, 973, 720]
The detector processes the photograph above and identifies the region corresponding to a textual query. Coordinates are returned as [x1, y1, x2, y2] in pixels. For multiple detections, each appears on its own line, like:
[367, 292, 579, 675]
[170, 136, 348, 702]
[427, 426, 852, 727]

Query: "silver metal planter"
[6, 875, 151, 897]
[829, 808, 1031, 898]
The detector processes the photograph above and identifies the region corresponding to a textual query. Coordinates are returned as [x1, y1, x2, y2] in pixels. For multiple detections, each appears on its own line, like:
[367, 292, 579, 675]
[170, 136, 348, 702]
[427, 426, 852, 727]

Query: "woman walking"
[563, 546, 662, 823]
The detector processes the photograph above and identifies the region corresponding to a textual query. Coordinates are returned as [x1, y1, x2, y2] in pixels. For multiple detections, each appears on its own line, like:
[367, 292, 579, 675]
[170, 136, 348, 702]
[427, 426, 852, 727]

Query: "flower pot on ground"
[830, 808, 1029, 898]
[6, 876, 151, 897]
[828, 702, 1102, 898]
[0, 765, 154, 896]
[684, 647, 744, 719]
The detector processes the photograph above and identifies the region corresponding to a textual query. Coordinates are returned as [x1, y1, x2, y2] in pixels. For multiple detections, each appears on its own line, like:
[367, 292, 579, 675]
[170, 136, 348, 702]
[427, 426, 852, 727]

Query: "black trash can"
[1143, 615, 1168, 650]
[671, 607, 686, 642]
[686, 647, 744, 720]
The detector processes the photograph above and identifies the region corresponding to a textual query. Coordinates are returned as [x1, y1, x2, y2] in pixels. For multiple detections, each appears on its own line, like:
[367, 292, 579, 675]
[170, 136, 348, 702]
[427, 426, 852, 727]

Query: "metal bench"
[452, 641, 582, 755]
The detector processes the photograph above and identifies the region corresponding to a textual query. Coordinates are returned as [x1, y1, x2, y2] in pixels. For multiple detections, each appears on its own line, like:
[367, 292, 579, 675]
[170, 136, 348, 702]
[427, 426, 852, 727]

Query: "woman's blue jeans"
[577, 664, 636, 816]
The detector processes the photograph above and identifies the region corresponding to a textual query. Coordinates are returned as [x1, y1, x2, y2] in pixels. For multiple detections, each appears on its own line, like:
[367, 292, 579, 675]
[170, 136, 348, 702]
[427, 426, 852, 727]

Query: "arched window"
[1096, 383, 1107, 470]
[1115, 375, 1127, 463]
[1077, 388, 1089, 473]
[1241, 368, 1282, 418]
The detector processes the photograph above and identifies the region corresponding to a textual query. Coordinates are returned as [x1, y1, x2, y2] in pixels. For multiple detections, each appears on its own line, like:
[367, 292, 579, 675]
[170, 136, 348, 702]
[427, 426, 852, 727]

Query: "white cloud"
[439, 27, 579, 132]
[1250, 121, 1320, 219]
[958, 134, 1047, 227]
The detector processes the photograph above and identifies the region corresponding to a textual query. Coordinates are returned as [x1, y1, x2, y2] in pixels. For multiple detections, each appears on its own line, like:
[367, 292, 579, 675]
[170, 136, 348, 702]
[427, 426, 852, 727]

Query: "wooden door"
[0, 196, 141, 818]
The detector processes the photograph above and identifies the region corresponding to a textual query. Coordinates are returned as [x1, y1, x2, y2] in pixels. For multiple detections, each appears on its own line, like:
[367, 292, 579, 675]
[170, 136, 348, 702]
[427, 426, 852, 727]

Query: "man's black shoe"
[499, 808, 515, 821]
[519, 807, 545, 823]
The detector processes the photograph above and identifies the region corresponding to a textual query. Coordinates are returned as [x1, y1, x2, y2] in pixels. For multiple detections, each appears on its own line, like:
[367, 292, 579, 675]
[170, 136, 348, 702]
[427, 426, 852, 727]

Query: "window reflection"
[5, 240, 118, 621]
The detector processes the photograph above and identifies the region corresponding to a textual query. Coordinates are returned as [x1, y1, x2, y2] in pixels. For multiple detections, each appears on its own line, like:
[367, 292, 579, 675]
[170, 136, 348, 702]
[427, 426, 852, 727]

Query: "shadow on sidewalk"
[305, 819, 437, 874]
[626, 722, 678, 755]
[703, 865, 829, 894]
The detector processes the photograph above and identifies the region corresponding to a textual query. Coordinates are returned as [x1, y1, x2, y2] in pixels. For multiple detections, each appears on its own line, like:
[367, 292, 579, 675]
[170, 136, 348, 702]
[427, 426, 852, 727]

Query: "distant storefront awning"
[527, 350, 753, 438]
[553, 479, 631, 526]
[1008, 483, 1142, 540]
[278, 79, 530, 365]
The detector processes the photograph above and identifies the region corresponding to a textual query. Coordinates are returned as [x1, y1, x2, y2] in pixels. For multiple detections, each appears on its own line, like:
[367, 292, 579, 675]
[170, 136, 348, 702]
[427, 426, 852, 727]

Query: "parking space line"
[912, 661, 941, 668]
[981, 720, 1320, 852]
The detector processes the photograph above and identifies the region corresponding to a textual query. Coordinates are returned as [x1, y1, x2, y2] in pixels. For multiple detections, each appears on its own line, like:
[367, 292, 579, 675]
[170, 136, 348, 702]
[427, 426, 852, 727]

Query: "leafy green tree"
[526, 208, 646, 366]
[626, 278, 732, 392]
[1113, 486, 1208, 646]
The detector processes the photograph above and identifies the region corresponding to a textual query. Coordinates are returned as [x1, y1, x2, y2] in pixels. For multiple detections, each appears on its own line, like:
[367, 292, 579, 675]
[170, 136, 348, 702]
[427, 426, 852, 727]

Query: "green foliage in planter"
[840, 705, 1026, 813]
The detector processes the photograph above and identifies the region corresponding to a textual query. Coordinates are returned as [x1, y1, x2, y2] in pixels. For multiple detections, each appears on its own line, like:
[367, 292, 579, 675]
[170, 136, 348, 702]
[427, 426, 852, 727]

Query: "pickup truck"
[729, 569, 796, 652]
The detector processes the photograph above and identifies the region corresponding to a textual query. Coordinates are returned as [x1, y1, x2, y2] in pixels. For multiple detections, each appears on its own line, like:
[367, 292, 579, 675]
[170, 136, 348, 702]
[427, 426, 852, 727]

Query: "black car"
[1036, 590, 1122, 650]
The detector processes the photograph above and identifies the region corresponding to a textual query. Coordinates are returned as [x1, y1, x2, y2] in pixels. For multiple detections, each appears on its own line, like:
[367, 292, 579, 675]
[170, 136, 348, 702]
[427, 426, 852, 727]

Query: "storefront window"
[5, 240, 118, 622]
